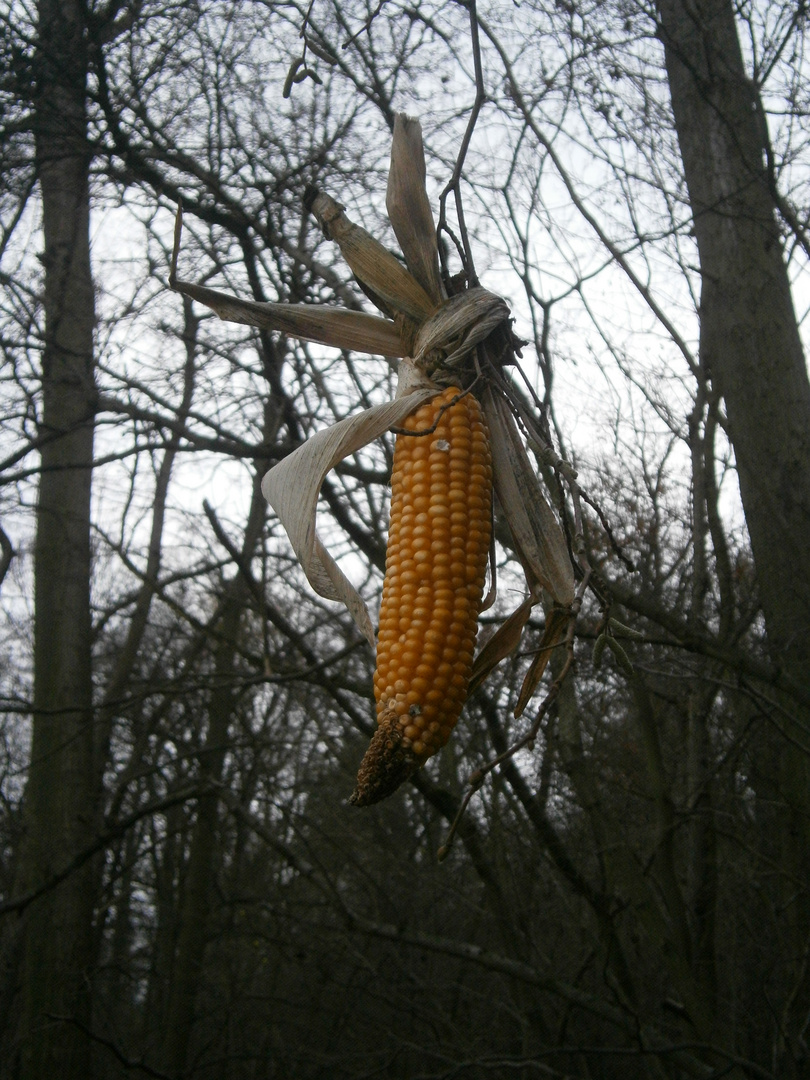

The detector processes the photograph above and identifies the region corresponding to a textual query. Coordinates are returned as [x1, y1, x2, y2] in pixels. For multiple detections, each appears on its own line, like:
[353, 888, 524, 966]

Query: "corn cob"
[351, 385, 492, 805]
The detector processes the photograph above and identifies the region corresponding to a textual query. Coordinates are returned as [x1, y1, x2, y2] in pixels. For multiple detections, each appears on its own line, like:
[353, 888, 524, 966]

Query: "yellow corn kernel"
[351, 385, 492, 805]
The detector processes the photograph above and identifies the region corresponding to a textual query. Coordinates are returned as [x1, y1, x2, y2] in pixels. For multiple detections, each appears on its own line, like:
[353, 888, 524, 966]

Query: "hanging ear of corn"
[169, 113, 580, 767]
[351, 385, 493, 805]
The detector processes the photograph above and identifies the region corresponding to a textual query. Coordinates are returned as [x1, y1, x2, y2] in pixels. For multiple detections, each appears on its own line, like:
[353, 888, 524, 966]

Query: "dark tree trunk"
[15, 0, 98, 1075]
[656, 0, 810, 693]
[656, 0, 810, 1069]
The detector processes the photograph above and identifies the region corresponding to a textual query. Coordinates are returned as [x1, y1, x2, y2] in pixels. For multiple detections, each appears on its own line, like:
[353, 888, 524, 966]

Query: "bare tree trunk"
[15, 0, 98, 1075]
[656, 0, 810, 694]
[656, 0, 810, 1070]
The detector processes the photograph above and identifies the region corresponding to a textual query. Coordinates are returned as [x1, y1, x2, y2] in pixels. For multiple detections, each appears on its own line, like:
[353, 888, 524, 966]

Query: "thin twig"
[49, 1016, 174, 1080]
[169, 202, 183, 287]
[389, 384, 479, 435]
[342, 0, 391, 48]
[437, 0, 487, 287]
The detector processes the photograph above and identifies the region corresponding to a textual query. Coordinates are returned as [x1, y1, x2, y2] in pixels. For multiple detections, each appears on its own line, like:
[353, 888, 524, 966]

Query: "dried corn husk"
[483, 388, 575, 607]
[307, 189, 437, 323]
[386, 114, 444, 305]
[513, 605, 572, 716]
[169, 277, 405, 357]
[261, 359, 440, 647]
[414, 287, 510, 370]
[468, 596, 534, 695]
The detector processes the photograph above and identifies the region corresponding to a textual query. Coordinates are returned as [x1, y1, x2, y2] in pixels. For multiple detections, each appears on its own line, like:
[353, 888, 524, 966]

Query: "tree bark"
[15, 0, 98, 1075]
[655, 0, 810, 695]
[656, 0, 810, 1069]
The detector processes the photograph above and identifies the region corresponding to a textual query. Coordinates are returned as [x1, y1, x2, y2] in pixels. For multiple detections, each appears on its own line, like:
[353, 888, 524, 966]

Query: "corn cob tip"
[350, 712, 422, 806]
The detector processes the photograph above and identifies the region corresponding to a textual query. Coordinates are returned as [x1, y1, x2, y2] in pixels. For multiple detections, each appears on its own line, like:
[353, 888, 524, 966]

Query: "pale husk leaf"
[261, 359, 440, 647]
[483, 389, 575, 606]
[170, 277, 405, 356]
[386, 114, 443, 305]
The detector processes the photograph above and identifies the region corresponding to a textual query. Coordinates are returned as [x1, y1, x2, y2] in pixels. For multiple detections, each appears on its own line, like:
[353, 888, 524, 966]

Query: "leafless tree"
[0, 0, 808, 1077]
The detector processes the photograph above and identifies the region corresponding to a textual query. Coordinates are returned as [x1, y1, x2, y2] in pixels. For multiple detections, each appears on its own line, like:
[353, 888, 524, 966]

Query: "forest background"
[1, 0, 810, 1077]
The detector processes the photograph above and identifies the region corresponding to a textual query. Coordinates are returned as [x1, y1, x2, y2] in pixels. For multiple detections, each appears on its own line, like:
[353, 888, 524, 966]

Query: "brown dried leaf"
[468, 595, 534, 695]
[171, 277, 405, 356]
[484, 390, 575, 607]
[514, 606, 571, 716]
[386, 114, 443, 305]
[307, 188, 438, 322]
